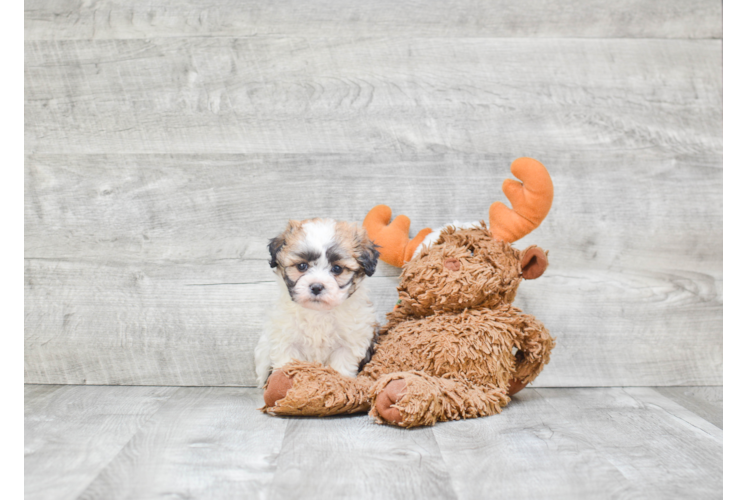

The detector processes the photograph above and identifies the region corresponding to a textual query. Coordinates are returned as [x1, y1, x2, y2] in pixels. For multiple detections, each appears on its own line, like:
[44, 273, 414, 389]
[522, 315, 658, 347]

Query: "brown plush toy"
[262, 157, 556, 428]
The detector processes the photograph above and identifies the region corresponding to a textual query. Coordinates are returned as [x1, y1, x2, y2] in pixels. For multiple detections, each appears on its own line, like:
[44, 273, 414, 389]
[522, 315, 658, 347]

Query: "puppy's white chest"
[255, 276, 376, 381]
[288, 312, 347, 359]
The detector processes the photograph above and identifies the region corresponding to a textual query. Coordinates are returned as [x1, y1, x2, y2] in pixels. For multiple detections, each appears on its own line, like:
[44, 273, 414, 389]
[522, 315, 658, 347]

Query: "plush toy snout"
[444, 258, 461, 271]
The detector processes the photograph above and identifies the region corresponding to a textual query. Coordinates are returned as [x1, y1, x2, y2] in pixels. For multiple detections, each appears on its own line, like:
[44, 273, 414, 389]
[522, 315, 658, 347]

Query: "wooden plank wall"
[24, 0, 723, 387]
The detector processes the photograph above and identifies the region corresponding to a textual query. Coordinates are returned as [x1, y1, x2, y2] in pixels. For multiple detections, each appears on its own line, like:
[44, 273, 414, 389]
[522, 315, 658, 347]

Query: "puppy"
[254, 218, 380, 385]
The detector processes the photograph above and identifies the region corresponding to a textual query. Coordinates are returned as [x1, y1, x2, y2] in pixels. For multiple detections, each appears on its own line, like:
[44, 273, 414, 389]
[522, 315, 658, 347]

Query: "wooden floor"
[25, 384, 722, 500]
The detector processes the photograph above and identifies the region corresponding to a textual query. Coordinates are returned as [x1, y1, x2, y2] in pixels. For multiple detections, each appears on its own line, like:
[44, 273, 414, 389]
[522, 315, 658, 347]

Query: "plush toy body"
[262, 158, 556, 428]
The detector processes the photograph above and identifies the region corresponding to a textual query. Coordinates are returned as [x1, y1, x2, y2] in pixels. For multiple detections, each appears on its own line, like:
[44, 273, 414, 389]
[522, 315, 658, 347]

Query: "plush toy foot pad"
[507, 379, 528, 396]
[264, 370, 294, 407]
[375, 379, 407, 423]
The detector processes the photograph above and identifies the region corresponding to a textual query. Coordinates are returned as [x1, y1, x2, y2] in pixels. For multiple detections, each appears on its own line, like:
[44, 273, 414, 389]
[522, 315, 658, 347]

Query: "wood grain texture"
[25, 385, 722, 500]
[25, 152, 722, 272]
[24, 152, 723, 383]
[24, 38, 721, 155]
[433, 387, 722, 499]
[24, 2, 723, 389]
[269, 417, 457, 500]
[24, 152, 722, 386]
[24, 385, 178, 500]
[24, 0, 722, 40]
[23, 258, 393, 386]
[76, 387, 287, 500]
[24, 384, 63, 411]
[25, 257, 721, 387]
[654, 386, 723, 429]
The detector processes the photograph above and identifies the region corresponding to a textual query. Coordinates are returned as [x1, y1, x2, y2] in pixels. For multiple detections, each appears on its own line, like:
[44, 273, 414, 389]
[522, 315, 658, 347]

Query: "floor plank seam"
[69, 388, 182, 500]
[427, 426, 461, 500]
[622, 388, 722, 440]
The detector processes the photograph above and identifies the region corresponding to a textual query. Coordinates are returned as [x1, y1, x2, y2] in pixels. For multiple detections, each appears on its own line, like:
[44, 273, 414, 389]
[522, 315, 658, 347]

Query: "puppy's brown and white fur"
[254, 218, 379, 385]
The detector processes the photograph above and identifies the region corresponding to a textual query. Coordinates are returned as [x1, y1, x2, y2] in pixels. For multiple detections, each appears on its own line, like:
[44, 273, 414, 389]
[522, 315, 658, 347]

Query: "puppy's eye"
[296, 263, 308, 272]
[331, 265, 343, 275]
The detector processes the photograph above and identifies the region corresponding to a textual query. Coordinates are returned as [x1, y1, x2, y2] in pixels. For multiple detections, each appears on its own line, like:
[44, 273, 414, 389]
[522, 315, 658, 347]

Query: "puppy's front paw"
[263, 370, 294, 407]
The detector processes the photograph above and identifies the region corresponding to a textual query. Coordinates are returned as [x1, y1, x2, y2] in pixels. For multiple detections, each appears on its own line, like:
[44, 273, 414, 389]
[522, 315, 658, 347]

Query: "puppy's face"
[268, 219, 379, 311]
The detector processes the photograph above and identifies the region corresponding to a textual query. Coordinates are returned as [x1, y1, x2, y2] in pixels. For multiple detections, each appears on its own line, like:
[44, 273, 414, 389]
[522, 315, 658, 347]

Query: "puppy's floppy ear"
[269, 220, 303, 268]
[356, 228, 380, 277]
[268, 234, 285, 269]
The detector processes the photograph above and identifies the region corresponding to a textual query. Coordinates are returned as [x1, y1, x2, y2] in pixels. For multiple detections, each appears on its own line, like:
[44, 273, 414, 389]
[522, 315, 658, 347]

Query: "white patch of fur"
[255, 273, 377, 384]
[301, 219, 336, 251]
[412, 221, 482, 258]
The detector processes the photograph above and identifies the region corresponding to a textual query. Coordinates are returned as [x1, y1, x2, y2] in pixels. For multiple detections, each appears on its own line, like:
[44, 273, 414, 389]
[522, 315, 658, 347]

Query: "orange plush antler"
[363, 205, 433, 268]
[489, 157, 554, 243]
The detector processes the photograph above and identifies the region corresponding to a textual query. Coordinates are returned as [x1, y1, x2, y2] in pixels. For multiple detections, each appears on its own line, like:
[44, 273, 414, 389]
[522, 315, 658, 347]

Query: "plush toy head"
[396, 223, 548, 316]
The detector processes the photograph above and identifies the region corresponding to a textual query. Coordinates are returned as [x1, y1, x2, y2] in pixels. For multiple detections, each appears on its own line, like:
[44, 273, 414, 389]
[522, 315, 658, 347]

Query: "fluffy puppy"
[254, 218, 380, 385]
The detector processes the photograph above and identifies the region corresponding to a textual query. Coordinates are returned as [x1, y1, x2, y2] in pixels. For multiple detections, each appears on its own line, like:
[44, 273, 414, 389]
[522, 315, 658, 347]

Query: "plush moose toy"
[262, 157, 556, 427]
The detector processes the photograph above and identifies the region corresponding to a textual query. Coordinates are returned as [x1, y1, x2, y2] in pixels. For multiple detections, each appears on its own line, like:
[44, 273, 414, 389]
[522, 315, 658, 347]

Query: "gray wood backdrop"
[24, 0, 722, 387]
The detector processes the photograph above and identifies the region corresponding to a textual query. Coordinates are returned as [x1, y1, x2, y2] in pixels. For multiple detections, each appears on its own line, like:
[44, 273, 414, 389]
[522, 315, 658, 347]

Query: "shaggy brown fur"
[263, 223, 555, 428]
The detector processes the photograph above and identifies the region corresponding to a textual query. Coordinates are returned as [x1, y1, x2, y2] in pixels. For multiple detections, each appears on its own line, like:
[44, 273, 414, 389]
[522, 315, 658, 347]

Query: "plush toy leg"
[512, 314, 556, 386]
[370, 371, 510, 428]
[262, 361, 372, 417]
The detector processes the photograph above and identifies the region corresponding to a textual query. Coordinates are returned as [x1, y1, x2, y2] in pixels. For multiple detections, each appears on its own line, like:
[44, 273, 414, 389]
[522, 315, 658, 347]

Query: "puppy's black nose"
[310, 283, 325, 296]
